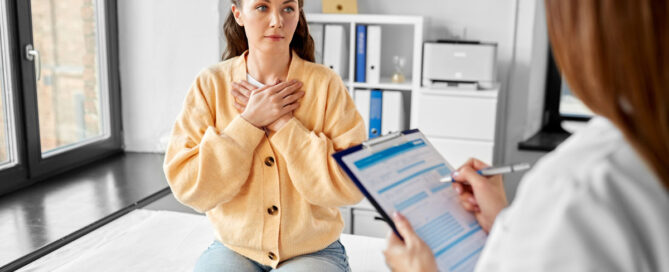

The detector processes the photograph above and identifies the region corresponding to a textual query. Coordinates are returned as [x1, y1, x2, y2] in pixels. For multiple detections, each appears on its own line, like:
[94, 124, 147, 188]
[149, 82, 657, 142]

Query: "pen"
[439, 163, 531, 183]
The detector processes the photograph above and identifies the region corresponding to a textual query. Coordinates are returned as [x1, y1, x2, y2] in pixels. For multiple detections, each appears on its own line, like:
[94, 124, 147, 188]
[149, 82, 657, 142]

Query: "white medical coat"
[475, 117, 669, 271]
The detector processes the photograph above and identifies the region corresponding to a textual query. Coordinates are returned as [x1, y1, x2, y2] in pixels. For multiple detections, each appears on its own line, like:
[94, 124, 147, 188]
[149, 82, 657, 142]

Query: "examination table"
[17, 209, 389, 271]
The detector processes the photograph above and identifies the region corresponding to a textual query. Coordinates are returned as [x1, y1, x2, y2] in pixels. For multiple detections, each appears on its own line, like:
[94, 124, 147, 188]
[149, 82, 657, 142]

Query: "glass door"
[29, 0, 109, 156]
[16, 0, 121, 179]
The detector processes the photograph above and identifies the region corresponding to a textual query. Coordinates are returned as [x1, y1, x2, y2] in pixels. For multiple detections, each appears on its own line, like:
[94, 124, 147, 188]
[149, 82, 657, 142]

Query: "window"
[518, 47, 591, 152]
[0, 0, 121, 195]
[0, 0, 24, 182]
[0, 99, 5, 166]
[31, 0, 109, 156]
[0, 54, 10, 167]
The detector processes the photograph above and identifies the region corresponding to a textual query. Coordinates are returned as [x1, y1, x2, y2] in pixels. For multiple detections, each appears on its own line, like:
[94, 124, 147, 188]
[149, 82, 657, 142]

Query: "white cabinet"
[429, 137, 494, 167]
[352, 208, 391, 238]
[340, 198, 391, 238]
[415, 90, 497, 141]
[412, 87, 499, 167]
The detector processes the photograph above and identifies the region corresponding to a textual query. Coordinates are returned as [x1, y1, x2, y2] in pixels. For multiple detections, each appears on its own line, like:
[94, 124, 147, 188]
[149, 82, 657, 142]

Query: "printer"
[422, 40, 497, 90]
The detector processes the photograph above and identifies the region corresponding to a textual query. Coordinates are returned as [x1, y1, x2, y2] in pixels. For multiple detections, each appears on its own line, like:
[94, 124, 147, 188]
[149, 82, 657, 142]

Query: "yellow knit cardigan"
[163, 51, 365, 267]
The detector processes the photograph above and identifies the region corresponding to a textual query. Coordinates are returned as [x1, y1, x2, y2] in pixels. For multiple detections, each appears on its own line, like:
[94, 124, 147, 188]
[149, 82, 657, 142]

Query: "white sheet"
[18, 209, 389, 272]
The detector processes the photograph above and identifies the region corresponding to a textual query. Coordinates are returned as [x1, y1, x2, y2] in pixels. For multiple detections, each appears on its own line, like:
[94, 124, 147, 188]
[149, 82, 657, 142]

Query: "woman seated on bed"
[163, 0, 366, 271]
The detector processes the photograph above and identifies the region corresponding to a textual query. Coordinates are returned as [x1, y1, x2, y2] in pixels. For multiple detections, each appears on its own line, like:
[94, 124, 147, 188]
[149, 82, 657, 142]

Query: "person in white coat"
[383, 0, 669, 271]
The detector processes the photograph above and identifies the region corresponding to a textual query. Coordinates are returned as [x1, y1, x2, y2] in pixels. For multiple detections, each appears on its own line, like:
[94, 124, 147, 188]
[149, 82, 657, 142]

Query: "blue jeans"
[193, 240, 351, 272]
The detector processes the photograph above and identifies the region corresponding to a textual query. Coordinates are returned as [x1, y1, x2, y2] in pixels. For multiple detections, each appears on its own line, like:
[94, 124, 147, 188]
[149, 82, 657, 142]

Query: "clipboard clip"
[362, 131, 405, 153]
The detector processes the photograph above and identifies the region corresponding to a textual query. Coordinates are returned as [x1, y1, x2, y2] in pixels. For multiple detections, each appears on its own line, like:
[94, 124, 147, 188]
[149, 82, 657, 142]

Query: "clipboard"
[333, 130, 417, 238]
[333, 129, 487, 271]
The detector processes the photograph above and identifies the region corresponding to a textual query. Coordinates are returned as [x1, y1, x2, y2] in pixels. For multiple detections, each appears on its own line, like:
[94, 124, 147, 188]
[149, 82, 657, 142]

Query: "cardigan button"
[264, 156, 275, 167]
[267, 205, 278, 215]
[268, 251, 276, 260]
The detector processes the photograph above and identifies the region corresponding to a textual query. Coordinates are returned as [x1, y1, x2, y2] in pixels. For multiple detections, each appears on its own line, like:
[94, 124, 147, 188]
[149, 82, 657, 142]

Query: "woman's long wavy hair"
[545, 0, 669, 189]
[222, 0, 315, 62]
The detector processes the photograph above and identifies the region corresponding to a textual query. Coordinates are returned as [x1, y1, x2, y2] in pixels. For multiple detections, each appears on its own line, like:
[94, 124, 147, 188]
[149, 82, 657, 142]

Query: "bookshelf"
[307, 13, 424, 143]
[306, 13, 423, 93]
[306, 13, 424, 238]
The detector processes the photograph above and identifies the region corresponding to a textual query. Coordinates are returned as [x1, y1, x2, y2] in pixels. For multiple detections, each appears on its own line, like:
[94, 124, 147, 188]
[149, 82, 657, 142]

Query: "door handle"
[25, 44, 41, 81]
[374, 216, 387, 222]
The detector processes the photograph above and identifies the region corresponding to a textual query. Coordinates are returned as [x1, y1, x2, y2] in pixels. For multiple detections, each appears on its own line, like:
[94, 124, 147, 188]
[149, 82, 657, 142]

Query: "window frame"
[0, 0, 122, 195]
[0, 0, 28, 193]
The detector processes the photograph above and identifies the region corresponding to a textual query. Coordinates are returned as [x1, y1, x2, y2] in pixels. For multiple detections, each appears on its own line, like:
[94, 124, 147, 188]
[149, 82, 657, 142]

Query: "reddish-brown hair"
[545, 0, 669, 189]
[222, 0, 315, 62]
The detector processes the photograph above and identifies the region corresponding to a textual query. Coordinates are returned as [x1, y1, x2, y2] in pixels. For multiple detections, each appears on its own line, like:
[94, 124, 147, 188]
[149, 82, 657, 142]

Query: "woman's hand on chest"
[234, 79, 305, 131]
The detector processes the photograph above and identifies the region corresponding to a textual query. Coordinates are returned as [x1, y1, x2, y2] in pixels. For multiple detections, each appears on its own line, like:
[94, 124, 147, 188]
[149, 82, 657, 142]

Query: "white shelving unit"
[306, 13, 424, 94]
[307, 13, 423, 238]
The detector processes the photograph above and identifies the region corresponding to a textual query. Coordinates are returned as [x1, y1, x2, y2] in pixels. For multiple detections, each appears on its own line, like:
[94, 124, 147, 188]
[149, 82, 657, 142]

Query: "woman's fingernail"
[468, 197, 477, 204]
[454, 185, 462, 194]
[452, 171, 460, 178]
[393, 211, 401, 219]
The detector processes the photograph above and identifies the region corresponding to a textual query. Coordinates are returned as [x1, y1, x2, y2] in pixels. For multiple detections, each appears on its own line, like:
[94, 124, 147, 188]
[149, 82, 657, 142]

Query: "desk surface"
[0, 152, 168, 271]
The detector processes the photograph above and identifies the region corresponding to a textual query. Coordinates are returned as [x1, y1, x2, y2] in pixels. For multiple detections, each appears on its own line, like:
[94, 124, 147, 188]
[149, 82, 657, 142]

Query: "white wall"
[118, 0, 222, 152]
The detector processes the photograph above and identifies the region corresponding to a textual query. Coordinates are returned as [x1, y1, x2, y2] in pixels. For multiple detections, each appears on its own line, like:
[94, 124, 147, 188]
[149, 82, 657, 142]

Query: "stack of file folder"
[308, 23, 381, 83]
[309, 23, 404, 139]
[354, 24, 381, 84]
[308, 23, 349, 79]
[355, 89, 405, 139]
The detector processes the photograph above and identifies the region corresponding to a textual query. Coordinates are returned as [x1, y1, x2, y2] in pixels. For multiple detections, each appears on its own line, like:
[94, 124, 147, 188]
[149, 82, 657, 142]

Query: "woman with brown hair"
[383, 0, 669, 271]
[163, 0, 366, 271]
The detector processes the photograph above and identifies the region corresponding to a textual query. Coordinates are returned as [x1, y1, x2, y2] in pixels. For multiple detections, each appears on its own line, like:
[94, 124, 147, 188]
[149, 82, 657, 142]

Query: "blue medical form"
[333, 129, 487, 272]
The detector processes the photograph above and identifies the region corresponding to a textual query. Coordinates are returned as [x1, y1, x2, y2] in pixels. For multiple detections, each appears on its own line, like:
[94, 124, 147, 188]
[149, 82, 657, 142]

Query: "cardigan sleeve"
[163, 70, 265, 213]
[270, 75, 365, 207]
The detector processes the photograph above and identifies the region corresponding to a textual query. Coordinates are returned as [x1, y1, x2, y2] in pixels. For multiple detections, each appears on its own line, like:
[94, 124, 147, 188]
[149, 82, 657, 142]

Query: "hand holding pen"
[440, 163, 531, 183]
[445, 159, 530, 232]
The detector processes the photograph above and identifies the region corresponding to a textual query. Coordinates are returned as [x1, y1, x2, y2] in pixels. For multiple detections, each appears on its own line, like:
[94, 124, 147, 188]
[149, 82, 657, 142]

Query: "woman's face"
[232, 0, 300, 55]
